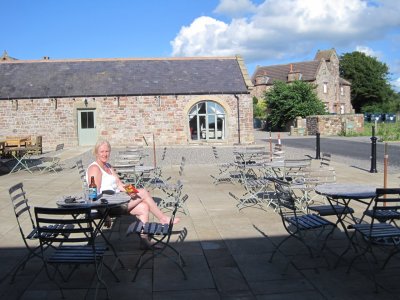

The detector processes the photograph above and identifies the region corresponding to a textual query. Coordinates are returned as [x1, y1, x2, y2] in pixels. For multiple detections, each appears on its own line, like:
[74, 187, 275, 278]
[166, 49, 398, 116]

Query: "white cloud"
[355, 46, 382, 59]
[213, 0, 257, 17]
[171, 16, 230, 57]
[392, 77, 400, 92]
[171, 0, 400, 63]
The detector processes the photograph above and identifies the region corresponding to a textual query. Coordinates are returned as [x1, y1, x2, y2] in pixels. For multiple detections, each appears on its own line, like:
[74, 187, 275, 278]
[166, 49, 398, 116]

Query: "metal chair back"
[34, 206, 119, 299]
[8, 183, 41, 282]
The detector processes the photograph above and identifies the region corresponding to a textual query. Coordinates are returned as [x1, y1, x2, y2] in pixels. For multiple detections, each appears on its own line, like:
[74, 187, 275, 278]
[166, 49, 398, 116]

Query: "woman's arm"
[87, 164, 103, 191]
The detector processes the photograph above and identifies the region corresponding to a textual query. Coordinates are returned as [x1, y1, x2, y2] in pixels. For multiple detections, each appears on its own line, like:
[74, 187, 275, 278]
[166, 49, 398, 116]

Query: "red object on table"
[125, 184, 139, 194]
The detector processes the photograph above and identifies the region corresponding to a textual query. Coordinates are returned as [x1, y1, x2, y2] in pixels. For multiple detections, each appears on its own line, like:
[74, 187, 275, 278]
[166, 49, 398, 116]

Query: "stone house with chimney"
[251, 49, 353, 114]
[0, 53, 253, 151]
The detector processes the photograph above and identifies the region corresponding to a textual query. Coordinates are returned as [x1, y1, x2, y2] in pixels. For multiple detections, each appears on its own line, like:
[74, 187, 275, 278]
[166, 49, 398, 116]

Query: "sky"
[2, 0, 400, 91]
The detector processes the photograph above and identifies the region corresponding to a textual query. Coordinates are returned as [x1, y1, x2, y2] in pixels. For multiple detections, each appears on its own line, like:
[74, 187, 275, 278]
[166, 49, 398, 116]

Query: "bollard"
[370, 126, 378, 173]
[315, 132, 321, 159]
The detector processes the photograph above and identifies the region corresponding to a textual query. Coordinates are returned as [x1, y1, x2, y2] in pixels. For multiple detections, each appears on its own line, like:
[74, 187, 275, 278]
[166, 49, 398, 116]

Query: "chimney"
[255, 71, 269, 85]
[287, 64, 302, 82]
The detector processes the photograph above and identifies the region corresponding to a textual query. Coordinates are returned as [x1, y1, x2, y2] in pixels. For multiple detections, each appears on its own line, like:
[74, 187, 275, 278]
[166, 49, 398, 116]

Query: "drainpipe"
[234, 94, 241, 144]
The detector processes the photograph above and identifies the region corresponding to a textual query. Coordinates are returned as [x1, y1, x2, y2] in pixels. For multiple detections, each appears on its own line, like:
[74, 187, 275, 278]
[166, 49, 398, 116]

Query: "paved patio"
[1, 142, 400, 299]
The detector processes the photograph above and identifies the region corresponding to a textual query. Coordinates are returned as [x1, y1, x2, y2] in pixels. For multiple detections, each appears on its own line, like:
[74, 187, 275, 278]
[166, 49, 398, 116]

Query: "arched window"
[188, 101, 226, 141]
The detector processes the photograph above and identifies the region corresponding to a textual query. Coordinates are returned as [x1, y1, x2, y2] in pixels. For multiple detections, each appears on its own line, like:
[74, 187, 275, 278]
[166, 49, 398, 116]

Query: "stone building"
[0, 55, 253, 151]
[251, 49, 353, 114]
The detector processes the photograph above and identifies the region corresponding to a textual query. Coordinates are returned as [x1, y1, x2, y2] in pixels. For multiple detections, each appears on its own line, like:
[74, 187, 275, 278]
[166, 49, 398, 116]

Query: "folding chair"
[160, 190, 189, 215]
[210, 146, 240, 185]
[8, 183, 71, 283]
[230, 173, 275, 211]
[320, 153, 331, 168]
[306, 174, 355, 228]
[37, 143, 64, 173]
[269, 178, 336, 272]
[161, 146, 167, 161]
[38, 156, 62, 173]
[34, 206, 119, 299]
[346, 188, 400, 291]
[149, 156, 186, 203]
[7, 183, 43, 283]
[76, 159, 86, 184]
[126, 195, 188, 281]
[291, 167, 338, 211]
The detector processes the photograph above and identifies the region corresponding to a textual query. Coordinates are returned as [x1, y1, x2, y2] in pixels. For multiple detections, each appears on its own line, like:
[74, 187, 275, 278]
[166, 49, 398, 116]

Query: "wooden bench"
[5, 136, 31, 147]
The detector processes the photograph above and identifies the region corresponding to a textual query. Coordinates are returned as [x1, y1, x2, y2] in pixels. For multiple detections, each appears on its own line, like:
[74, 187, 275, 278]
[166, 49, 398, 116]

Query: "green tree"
[340, 51, 398, 113]
[265, 80, 326, 130]
[253, 96, 267, 119]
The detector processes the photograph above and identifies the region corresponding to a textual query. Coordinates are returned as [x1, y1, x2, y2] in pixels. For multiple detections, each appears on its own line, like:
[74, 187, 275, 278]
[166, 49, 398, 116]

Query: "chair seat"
[286, 214, 334, 230]
[245, 178, 270, 188]
[48, 245, 108, 264]
[351, 223, 400, 239]
[309, 204, 354, 216]
[127, 221, 170, 236]
[364, 209, 400, 222]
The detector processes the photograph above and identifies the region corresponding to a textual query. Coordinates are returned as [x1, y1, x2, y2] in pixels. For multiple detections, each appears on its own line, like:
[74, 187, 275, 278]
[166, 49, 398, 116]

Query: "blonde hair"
[93, 139, 111, 156]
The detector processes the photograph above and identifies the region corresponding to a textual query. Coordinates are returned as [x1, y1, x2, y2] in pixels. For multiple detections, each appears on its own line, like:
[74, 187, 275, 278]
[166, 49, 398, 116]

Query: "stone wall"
[0, 94, 254, 151]
[306, 114, 364, 135]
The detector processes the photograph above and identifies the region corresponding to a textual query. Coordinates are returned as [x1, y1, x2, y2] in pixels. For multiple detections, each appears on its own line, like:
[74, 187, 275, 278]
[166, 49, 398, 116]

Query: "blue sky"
[2, 0, 400, 91]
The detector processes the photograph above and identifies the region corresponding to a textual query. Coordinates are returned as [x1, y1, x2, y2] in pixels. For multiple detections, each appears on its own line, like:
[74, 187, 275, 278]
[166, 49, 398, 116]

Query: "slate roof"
[0, 57, 250, 100]
[252, 60, 321, 84]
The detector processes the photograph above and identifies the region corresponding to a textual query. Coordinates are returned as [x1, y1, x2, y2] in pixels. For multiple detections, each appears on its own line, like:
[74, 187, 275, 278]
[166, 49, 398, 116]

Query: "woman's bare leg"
[128, 201, 149, 223]
[136, 189, 180, 224]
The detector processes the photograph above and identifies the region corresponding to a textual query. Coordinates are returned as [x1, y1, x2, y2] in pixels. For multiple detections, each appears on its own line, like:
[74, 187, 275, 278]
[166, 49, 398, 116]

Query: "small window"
[340, 86, 344, 96]
[323, 83, 328, 94]
[80, 111, 94, 129]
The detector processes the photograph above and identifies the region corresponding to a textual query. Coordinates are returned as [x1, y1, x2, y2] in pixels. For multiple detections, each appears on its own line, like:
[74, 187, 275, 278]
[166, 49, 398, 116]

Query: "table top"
[315, 183, 376, 199]
[56, 192, 131, 208]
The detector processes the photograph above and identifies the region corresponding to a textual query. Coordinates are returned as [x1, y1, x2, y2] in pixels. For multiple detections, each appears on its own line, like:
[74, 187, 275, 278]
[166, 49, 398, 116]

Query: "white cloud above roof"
[171, 0, 400, 63]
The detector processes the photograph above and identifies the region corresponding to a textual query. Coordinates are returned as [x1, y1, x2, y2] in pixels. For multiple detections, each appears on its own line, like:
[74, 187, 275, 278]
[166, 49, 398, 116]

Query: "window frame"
[188, 101, 226, 141]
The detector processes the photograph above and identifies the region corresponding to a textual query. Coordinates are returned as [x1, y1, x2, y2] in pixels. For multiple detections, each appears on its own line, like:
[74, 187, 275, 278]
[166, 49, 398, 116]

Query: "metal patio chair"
[149, 157, 186, 207]
[7, 182, 43, 283]
[291, 167, 338, 211]
[36, 143, 64, 173]
[320, 153, 331, 168]
[7, 183, 71, 283]
[269, 178, 336, 272]
[76, 159, 86, 184]
[34, 206, 119, 299]
[126, 194, 188, 281]
[210, 146, 239, 185]
[346, 188, 400, 291]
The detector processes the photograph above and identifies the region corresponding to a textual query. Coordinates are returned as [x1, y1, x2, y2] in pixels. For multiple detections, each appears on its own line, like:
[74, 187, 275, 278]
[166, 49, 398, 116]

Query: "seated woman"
[86, 139, 179, 249]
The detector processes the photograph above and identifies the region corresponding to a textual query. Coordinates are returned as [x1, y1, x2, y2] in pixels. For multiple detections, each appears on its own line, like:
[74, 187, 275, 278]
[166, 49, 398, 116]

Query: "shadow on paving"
[1, 214, 400, 300]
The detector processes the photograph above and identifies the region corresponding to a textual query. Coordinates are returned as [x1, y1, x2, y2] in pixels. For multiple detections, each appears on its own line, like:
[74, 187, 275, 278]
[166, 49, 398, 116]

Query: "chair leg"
[132, 238, 187, 282]
[269, 235, 291, 263]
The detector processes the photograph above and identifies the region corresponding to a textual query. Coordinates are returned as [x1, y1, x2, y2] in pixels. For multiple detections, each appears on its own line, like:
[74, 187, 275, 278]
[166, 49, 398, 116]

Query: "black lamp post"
[315, 132, 321, 159]
[370, 126, 378, 173]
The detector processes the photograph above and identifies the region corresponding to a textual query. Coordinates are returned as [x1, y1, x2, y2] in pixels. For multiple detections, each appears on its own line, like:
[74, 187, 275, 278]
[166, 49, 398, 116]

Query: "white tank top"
[86, 162, 118, 193]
